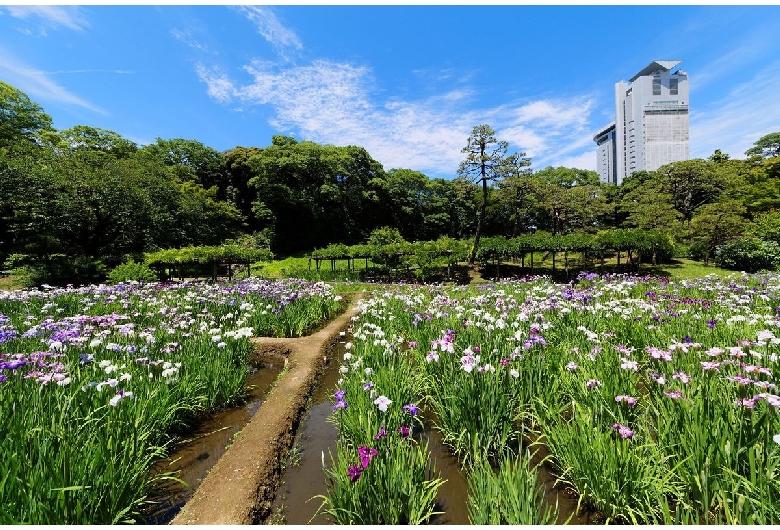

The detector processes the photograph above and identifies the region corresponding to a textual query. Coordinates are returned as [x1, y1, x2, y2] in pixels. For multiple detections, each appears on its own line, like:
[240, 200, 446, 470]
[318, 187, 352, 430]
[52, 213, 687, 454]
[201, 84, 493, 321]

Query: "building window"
[670, 78, 679, 95]
[653, 77, 662, 95]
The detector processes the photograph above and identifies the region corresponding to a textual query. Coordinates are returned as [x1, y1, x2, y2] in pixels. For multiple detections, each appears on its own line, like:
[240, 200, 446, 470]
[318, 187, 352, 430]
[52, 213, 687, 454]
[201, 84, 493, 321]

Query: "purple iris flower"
[347, 464, 362, 482]
[612, 423, 635, 439]
[402, 403, 419, 416]
[358, 445, 377, 468]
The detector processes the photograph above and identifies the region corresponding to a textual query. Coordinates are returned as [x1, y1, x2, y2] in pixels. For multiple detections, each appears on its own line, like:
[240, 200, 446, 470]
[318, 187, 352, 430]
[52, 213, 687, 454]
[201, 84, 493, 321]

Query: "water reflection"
[143, 363, 283, 524]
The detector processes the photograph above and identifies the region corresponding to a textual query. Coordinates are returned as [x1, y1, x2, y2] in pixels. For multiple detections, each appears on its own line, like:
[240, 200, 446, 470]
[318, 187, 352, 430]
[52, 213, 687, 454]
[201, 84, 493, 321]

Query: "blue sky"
[2, 4, 780, 180]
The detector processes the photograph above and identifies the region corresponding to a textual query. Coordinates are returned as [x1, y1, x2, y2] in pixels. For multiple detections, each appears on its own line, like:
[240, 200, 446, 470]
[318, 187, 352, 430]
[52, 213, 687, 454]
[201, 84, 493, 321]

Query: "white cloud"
[44, 69, 133, 75]
[195, 64, 236, 103]
[691, 60, 780, 160]
[170, 28, 209, 52]
[4, 6, 88, 32]
[236, 6, 302, 60]
[197, 59, 595, 177]
[555, 150, 598, 172]
[0, 48, 107, 115]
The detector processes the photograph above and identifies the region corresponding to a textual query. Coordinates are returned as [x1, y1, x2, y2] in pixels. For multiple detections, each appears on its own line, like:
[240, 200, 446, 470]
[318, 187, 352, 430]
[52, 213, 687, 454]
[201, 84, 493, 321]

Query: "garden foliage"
[318, 272, 780, 524]
[0, 277, 341, 524]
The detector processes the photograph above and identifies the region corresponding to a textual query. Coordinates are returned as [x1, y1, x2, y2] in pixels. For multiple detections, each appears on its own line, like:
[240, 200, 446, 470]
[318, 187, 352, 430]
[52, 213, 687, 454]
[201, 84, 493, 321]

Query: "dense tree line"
[2, 79, 780, 285]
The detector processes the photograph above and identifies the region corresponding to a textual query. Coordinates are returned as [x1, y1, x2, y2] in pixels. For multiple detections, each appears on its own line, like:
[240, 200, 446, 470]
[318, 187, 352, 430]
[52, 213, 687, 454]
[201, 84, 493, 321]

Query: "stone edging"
[170, 293, 363, 525]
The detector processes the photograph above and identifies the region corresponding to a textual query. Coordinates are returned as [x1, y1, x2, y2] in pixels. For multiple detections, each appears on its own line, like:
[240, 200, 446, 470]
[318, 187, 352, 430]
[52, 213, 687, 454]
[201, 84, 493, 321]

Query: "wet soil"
[267, 347, 343, 525]
[265, 342, 591, 526]
[143, 363, 284, 524]
[168, 290, 596, 525]
[170, 294, 363, 525]
[267, 338, 473, 526]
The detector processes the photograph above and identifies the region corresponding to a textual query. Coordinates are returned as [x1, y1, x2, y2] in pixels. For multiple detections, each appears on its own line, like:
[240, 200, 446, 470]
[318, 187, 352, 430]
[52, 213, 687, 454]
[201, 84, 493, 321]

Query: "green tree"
[745, 132, 780, 159]
[458, 124, 517, 264]
[708, 149, 731, 163]
[430, 177, 476, 240]
[532, 166, 604, 234]
[55, 125, 138, 159]
[534, 166, 601, 188]
[750, 210, 780, 245]
[0, 80, 54, 154]
[619, 171, 681, 234]
[496, 152, 534, 237]
[247, 136, 387, 253]
[176, 181, 244, 246]
[689, 200, 749, 264]
[138, 137, 227, 192]
[383, 168, 464, 242]
[384, 168, 429, 241]
[223, 146, 264, 222]
[367, 226, 406, 246]
[742, 157, 780, 213]
[656, 159, 726, 229]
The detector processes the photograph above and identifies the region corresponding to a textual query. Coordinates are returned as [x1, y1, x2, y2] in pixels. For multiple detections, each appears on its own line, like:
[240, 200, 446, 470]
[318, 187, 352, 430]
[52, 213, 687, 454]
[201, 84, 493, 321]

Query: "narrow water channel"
[143, 362, 284, 524]
[267, 337, 472, 525]
[136, 332, 585, 525]
[267, 334, 595, 525]
[267, 344, 343, 525]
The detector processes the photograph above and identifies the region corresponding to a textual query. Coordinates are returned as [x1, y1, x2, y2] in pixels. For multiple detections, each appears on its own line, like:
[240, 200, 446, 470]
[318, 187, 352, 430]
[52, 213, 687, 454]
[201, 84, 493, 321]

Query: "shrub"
[750, 210, 780, 245]
[3, 253, 106, 287]
[367, 226, 406, 246]
[107, 259, 159, 284]
[715, 237, 780, 272]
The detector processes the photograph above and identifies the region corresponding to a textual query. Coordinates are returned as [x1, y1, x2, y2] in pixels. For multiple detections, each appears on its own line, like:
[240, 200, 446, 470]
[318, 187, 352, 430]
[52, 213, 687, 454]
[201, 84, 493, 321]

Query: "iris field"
[0, 278, 342, 524]
[319, 272, 780, 524]
[3, 271, 779, 524]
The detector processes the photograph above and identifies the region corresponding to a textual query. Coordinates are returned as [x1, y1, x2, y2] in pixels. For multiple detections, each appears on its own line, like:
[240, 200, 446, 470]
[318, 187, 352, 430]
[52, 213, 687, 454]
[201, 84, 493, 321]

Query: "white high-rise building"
[594, 60, 689, 185]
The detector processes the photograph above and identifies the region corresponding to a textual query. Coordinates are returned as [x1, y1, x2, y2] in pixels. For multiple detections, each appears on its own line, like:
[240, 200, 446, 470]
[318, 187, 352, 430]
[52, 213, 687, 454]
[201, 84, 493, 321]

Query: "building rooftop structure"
[629, 60, 683, 82]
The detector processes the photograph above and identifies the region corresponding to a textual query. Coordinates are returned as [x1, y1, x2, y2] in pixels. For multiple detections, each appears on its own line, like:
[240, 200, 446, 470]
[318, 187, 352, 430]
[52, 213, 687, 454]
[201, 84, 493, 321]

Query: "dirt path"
[170, 293, 363, 525]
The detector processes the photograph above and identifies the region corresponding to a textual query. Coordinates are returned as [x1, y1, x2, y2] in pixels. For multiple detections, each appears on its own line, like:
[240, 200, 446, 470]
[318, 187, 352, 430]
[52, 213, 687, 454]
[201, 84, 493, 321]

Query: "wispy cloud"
[691, 60, 780, 160]
[693, 33, 774, 91]
[236, 6, 302, 60]
[170, 28, 209, 53]
[0, 48, 107, 115]
[197, 59, 595, 177]
[4, 6, 89, 33]
[556, 151, 598, 172]
[195, 63, 236, 104]
[43, 69, 133, 75]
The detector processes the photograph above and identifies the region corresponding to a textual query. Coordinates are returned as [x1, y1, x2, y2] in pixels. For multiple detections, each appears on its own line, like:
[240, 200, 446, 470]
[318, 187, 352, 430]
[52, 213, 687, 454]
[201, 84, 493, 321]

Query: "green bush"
[715, 237, 780, 272]
[107, 259, 159, 284]
[3, 253, 106, 287]
[750, 211, 780, 245]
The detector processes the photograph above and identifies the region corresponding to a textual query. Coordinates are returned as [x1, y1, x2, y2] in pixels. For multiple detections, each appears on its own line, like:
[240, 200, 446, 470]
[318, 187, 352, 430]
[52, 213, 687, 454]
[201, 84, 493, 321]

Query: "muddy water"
[422, 426, 471, 525]
[268, 338, 473, 525]
[268, 345, 343, 524]
[267, 340, 595, 525]
[143, 363, 283, 524]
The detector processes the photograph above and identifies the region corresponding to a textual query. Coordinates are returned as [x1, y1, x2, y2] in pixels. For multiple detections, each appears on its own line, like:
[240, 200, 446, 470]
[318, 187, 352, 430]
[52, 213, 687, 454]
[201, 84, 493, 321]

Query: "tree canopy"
[2, 79, 780, 285]
[0, 80, 53, 153]
[745, 132, 780, 159]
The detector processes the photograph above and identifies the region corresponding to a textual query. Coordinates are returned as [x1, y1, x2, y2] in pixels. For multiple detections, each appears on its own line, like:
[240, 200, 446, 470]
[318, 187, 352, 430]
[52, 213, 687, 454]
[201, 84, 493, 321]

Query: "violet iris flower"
[402, 403, 419, 416]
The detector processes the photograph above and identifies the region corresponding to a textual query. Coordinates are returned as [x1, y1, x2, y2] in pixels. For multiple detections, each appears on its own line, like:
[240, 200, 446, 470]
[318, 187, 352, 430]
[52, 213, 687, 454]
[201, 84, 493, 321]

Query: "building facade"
[594, 60, 689, 185]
